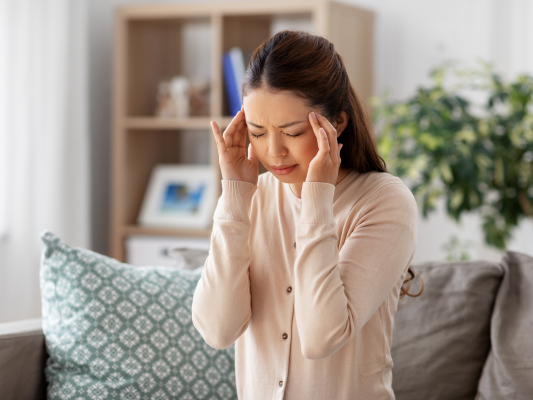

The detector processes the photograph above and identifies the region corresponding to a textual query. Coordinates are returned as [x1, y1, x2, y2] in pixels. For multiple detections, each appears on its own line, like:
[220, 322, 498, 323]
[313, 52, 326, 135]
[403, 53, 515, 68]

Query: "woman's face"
[242, 87, 326, 184]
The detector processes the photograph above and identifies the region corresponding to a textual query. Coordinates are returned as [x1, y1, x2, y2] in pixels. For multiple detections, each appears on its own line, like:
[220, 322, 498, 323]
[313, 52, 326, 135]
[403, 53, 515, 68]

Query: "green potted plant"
[371, 60, 533, 254]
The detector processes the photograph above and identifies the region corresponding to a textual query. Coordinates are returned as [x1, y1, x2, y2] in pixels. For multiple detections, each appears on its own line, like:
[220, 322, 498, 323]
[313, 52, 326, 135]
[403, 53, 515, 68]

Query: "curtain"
[0, 1, 8, 239]
[0, 0, 90, 323]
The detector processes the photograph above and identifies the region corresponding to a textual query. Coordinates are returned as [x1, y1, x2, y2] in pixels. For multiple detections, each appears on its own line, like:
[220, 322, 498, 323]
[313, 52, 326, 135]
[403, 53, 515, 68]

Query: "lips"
[271, 164, 295, 169]
[271, 164, 297, 175]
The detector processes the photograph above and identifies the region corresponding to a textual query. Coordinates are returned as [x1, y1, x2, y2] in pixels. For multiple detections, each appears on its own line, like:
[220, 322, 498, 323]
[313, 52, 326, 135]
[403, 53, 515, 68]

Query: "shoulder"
[354, 171, 417, 220]
[371, 172, 414, 201]
[356, 173, 418, 241]
[354, 170, 406, 192]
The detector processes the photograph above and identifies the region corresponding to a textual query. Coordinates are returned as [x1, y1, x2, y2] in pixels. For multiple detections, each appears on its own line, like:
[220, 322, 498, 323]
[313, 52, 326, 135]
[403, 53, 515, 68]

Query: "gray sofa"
[0, 318, 47, 399]
[1, 250, 532, 400]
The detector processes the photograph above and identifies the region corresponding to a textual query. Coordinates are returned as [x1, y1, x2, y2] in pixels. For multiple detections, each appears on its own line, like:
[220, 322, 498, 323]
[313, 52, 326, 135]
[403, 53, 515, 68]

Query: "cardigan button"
[286, 286, 292, 293]
[282, 333, 288, 340]
[279, 380, 284, 387]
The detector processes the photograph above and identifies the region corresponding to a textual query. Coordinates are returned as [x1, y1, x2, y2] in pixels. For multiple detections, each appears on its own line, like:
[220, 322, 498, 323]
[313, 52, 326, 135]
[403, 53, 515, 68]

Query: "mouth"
[271, 164, 297, 175]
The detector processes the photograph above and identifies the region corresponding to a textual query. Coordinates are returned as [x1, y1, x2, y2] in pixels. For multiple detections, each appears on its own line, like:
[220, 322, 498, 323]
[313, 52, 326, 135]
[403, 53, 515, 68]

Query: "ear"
[332, 111, 349, 137]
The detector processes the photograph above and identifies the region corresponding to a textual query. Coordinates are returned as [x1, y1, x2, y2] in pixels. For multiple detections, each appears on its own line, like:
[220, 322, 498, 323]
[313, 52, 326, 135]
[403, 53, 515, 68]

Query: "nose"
[267, 132, 288, 158]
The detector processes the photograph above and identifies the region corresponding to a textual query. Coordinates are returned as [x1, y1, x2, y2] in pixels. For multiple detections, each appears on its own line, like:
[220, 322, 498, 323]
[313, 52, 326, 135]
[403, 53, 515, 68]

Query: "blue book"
[223, 47, 245, 116]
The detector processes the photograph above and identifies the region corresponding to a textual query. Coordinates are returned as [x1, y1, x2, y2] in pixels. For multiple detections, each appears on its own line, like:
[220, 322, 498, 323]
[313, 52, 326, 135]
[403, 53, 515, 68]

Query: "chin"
[272, 175, 297, 183]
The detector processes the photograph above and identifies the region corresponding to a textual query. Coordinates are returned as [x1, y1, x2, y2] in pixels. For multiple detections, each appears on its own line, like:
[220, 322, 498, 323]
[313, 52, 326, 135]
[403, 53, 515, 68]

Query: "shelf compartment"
[220, 12, 314, 116]
[126, 16, 212, 117]
[123, 129, 218, 227]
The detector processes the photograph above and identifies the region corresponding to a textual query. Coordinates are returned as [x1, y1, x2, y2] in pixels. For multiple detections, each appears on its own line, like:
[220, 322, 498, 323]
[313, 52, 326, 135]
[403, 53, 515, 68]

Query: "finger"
[237, 112, 248, 151]
[308, 111, 322, 137]
[319, 128, 331, 153]
[223, 109, 244, 148]
[248, 142, 258, 164]
[234, 106, 245, 139]
[309, 112, 326, 157]
[313, 127, 329, 165]
[224, 111, 242, 148]
[315, 112, 336, 133]
[232, 118, 247, 159]
[211, 121, 227, 154]
[309, 112, 333, 155]
[231, 115, 244, 151]
[316, 113, 339, 162]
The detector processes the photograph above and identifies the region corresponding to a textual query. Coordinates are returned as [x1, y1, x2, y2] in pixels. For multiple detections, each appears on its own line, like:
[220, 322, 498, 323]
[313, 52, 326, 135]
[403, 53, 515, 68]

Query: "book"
[223, 47, 246, 116]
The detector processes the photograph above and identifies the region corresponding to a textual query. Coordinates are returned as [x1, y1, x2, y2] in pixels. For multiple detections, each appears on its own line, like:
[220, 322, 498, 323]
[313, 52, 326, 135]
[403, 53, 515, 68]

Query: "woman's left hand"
[306, 111, 343, 185]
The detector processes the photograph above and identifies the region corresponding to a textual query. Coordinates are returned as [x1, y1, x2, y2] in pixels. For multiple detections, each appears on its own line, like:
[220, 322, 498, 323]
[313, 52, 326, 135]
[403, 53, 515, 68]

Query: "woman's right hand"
[211, 106, 259, 185]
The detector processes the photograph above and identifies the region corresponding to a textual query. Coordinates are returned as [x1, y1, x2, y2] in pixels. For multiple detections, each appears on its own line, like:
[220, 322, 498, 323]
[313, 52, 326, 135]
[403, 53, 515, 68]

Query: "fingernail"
[312, 112, 317, 120]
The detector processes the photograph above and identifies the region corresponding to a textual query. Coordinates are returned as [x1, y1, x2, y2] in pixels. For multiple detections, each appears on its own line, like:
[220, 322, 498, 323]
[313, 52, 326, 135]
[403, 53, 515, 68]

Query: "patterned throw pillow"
[39, 231, 237, 400]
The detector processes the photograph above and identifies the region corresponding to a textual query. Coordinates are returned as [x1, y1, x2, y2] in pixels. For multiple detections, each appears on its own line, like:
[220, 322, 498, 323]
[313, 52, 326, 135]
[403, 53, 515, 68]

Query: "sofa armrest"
[0, 318, 47, 400]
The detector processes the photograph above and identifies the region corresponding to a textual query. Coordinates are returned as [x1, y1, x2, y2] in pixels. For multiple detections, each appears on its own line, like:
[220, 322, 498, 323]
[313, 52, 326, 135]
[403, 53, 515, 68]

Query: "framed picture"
[138, 164, 218, 229]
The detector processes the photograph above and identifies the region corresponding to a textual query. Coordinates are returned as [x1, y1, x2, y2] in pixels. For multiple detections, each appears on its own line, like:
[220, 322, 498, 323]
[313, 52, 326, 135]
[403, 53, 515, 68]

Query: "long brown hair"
[242, 30, 423, 298]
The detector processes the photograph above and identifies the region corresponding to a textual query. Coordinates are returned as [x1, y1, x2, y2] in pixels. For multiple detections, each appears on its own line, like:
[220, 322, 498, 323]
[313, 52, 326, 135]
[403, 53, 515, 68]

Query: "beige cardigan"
[192, 169, 418, 399]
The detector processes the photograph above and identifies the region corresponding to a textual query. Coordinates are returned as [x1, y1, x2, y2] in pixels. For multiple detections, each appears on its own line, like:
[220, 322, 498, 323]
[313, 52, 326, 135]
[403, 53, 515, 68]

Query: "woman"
[192, 30, 422, 399]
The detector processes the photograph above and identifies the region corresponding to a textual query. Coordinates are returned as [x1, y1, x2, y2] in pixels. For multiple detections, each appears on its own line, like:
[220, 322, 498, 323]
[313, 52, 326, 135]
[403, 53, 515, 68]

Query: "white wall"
[87, 0, 533, 266]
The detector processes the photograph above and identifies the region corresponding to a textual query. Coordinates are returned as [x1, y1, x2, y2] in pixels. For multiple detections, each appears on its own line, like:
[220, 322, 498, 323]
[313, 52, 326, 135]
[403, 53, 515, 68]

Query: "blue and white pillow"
[39, 231, 237, 400]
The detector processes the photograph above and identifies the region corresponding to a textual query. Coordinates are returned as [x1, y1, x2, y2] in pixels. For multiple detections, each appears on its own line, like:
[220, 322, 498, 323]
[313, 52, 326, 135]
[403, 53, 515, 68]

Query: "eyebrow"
[246, 120, 306, 129]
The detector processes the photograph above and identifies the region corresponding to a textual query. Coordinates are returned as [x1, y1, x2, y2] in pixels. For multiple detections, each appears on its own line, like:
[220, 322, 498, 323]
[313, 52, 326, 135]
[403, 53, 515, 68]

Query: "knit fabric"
[192, 170, 418, 400]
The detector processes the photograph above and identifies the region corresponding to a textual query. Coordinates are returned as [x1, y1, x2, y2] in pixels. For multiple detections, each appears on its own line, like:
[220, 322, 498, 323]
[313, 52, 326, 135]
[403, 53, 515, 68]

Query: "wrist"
[300, 182, 335, 224]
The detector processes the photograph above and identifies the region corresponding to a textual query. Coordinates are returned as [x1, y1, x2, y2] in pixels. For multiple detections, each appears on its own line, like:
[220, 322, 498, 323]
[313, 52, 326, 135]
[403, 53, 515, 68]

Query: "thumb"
[248, 143, 258, 164]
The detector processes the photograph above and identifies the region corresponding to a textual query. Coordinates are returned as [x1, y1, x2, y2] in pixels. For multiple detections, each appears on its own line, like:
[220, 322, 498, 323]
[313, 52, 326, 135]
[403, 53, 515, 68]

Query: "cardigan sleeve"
[191, 179, 258, 350]
[294, 181, 418, 360]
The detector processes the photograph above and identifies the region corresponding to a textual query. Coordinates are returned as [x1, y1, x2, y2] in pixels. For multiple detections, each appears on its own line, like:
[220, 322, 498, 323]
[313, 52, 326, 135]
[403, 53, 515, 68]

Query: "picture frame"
[138, 164, 218, 229]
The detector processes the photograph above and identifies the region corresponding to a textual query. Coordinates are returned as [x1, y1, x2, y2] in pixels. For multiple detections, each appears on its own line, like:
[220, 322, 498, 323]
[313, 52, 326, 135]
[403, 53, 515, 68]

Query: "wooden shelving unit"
[110, 0, 375, 261]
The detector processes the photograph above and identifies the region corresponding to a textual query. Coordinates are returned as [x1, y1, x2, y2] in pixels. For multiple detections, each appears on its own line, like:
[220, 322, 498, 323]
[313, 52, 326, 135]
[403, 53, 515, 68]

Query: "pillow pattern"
[39, 231, 237, 400]
[391, 259, 504, 400]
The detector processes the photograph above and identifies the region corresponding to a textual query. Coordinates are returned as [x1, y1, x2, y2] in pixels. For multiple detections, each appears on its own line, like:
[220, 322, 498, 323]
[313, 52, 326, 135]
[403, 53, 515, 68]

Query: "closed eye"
[250, 131, 303, 139]
[286, 133, 303, 138]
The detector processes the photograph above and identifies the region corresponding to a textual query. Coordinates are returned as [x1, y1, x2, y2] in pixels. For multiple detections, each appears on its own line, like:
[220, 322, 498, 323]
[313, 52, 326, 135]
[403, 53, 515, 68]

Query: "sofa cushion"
[476, 251, 533, 400]
[391, 259, 504, 400]
[39, 231, 237, 400]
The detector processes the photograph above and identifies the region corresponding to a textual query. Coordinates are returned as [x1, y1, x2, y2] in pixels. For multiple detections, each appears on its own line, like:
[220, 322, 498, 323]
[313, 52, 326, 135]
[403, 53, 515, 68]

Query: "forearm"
[191, 180, 257, 349]
[293, 182, 418, 360]
[293, 182, 353, 359]
[294, 222, 356, 359]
